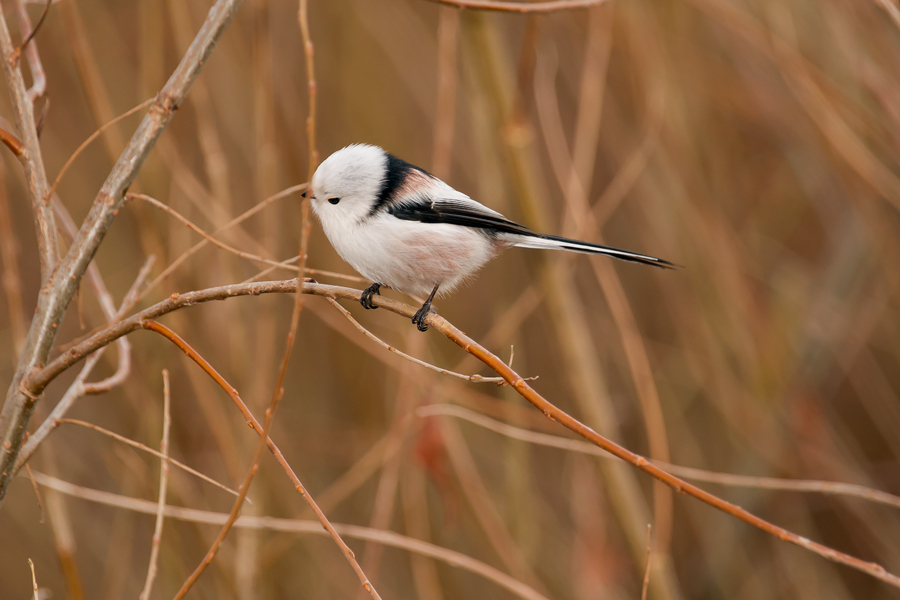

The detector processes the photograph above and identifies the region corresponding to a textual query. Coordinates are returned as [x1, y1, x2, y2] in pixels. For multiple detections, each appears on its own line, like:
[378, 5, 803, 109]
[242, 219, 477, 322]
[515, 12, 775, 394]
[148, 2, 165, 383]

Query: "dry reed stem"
[29, 470, 550, 600]
[641, 524, 652, 600]
[140, 320, 381, 599]
[441, 418, 546, 589]
[46, 99, 155, 201]
[0, 0, 243, 505]
[356, 331, 422, 597]
[876, 0, 900, 29]
[54, 418, 244, 501]
[432, 7, 460, 179]
[18, 279, 900, 588]
[418, 404, 900, 510]
[534, 26, 674, 553]
[58, 0, 123, 158]
[139, 371, 171, 600]
[169, 321, 279, 599]
[425, 0, 607, 13]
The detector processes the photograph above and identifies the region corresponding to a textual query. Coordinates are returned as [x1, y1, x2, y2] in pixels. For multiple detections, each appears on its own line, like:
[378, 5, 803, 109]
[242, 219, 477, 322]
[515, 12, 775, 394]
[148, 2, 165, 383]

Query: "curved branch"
[19, 278, 900, 588]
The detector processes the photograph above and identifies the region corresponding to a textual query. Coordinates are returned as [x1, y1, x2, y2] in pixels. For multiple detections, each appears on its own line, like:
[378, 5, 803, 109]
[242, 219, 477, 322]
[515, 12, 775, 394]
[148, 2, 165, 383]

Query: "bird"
[307, 144, 673, 332]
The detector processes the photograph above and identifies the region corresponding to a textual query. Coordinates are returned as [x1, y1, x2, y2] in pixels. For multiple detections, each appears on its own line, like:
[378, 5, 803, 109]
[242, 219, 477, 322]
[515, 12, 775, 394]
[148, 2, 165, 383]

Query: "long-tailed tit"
[308, 144, 673, 332]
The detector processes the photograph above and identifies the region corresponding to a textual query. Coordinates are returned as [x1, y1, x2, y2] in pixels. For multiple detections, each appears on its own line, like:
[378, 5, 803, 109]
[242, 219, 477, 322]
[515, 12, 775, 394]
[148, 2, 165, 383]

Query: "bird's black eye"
[328, 197, 341, 205]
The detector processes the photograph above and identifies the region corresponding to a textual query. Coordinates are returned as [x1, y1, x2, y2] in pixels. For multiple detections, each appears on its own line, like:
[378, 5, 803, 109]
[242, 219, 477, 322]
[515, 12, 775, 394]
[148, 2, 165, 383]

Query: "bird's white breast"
[319, 209, 498, 298]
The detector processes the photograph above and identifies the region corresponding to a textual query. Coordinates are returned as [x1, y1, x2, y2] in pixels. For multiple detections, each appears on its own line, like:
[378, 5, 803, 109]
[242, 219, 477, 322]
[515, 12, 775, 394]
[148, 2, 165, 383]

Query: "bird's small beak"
[301, 190, 307, 198]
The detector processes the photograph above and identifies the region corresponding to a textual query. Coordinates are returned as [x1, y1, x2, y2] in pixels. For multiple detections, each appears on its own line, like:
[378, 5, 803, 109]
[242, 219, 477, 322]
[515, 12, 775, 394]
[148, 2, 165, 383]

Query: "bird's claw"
[360, 283, 382, 310]
[412, 306, 432, 332]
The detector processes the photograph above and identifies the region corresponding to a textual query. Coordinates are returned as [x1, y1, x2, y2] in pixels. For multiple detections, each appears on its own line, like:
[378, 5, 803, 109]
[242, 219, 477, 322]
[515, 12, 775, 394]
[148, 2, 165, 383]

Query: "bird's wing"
[388, 197, 535, 237]
[388, 196, 676, 269]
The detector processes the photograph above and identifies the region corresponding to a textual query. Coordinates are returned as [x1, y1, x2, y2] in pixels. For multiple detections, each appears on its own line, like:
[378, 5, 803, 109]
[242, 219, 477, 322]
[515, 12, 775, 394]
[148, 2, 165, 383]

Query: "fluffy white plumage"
[309, 144, 672, 331]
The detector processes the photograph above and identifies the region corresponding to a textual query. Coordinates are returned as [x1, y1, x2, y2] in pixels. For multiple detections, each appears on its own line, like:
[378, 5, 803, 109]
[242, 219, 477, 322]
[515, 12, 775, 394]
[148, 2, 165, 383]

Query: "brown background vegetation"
[2, 0, 900, 598]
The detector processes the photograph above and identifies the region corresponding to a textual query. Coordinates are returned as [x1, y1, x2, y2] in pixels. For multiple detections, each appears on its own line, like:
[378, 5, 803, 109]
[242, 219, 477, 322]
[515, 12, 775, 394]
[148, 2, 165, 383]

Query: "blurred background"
[2, 0, 900, 598]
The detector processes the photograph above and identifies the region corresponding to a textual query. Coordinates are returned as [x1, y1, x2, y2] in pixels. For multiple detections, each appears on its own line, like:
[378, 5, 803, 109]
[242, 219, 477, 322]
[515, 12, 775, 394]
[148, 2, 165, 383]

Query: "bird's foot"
[360, 283, 382, 310]
[412, 303, 433, 332]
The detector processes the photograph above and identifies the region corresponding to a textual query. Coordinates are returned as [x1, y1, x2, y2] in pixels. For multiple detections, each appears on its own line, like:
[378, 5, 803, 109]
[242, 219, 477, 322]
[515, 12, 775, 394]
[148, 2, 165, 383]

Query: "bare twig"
[130, 192, 300, 275]
[0, 125, 23, 156]
[0, 0, 243, 506]
[139, 183, 307, 300]
[30, 470, 550, 600]
[12, 0, 51, 68]
[327, 298, 506, 383]
[14, 256, 153, 471]
[641, 525, 652, 600]
[432, 7, 459, 179]
[139, 370, 171, 600]
[141, 320, 381, 599]
[168, 326, 282, 600]
[0, 1, 55, 282]
[424, 0, 607, 12]
[46, 99, 154, 200]
[28, 558, 38, 600]
[416, 404, 900, 510]
[24, 463, 44, 522]
[53, 418, 244, 500]
[21, 279, 900, 587]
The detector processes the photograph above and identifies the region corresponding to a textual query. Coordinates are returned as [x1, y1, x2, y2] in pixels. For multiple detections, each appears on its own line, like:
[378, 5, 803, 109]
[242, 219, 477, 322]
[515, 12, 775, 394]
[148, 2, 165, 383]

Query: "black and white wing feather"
[388, 197, 675, 269]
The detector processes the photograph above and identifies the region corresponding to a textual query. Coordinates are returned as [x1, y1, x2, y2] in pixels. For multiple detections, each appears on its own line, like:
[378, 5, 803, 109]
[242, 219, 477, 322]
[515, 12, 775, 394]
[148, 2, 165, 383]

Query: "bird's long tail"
[510, 234, 675, 269]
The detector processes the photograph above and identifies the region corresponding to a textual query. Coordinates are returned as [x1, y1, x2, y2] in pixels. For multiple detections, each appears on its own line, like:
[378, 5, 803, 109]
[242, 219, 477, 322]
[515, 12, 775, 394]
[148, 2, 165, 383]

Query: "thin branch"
[12, 0, 51, 66]
[15, 256, 153, 470]
[0, 0, 243, 505]
[0, 125, 23, 155]
[54, 418, 244, 500]
[28, 558, 38, 600]
[18, 279, 900, 588]
[130, 192, 300, 275]
[298, 0, 317, 178]
[46, 99, 154, 201]
[14, 0, 47, 103]
[168, 322, 282, 600]
[138, 183, 307, 300]
[139, 370, 171, 600]
[424, 0, 607, 13]
[416, 404, 900, 510]
[141, 320, 381, 600]
[327, 298, 506, 384]
[0, 1, 56, 282]
[641, 524, 652, 600]
[24, 463, 44, 522]
[29, 471, 550, 600]
[423, 316, 900, 588]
